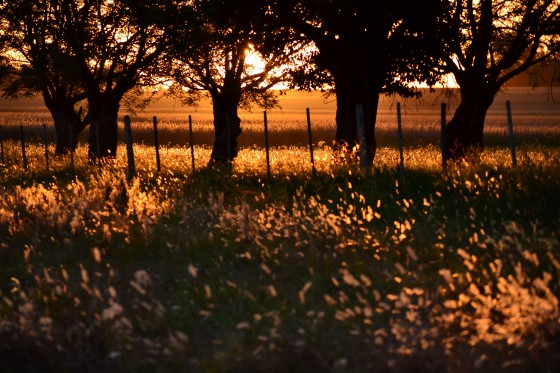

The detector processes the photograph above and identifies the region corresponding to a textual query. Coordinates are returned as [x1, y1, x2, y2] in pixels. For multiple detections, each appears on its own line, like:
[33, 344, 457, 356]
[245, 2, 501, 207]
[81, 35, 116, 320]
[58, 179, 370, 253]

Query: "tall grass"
[1, 87, 559, 153]
[1, 139, 559, 372]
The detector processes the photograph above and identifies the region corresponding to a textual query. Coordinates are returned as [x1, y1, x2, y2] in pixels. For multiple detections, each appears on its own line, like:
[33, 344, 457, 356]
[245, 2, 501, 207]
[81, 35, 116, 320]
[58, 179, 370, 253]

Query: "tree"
[442, 0, 560, 162]
[56, 0, 173, 159]
[0, 0, 88, 155]
[169, 0, 300, 164]
[272, 0, 449, 165]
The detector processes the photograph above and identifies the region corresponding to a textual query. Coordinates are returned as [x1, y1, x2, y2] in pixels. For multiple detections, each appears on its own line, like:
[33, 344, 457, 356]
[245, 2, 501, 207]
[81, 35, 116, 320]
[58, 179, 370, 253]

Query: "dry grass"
[1, 88, 559, 150]
[0, 88, 559, 372]
[0, 139, 559, 372]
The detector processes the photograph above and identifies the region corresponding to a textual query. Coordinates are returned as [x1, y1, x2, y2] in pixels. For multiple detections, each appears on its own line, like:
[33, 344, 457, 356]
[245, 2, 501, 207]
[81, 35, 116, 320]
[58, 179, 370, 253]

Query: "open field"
[1, 88, 559, 151]
[1, 89, 560, 372]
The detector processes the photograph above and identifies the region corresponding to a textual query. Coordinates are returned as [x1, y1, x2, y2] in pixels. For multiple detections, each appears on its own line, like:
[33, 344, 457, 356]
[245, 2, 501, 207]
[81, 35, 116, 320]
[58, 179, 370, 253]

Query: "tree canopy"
[56, 0, 174, 157]
[1, 0, 558, 164]
[0, 0, 88, 154]
[441, 0, 560, 161]
[271, 0, 450, 165]
[277, 0, 448, 94]
[168, 0, 304, 163]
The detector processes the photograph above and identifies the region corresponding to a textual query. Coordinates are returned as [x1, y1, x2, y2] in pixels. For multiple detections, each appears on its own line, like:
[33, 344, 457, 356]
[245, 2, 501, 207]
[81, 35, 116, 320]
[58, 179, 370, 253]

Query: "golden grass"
[0, 89, 559, 371]
[1, 88, 559, 150]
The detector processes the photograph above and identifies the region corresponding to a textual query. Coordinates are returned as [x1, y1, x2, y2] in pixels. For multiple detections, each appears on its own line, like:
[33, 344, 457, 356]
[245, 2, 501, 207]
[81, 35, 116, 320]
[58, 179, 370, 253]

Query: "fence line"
[306, 108, 316, 176]
[43, 123, 49, 171]
[0, 125, 4, 164]
[226, 114, 232, 173]
[397, 103, 404, 175]
[355, 104, 370, 175]
[152, 116, 161, 173]
[68, 119, 75, 171]
[441, 103, 447, 170]
[188, 115, 195, 173]
[263, 111, 271, 185]
[124, 115, 136, 180]
[19, 125, 28, 171]
[506, 100, 518, 169]
[0, 106, 525, 177]
[94, 120, 101, 158]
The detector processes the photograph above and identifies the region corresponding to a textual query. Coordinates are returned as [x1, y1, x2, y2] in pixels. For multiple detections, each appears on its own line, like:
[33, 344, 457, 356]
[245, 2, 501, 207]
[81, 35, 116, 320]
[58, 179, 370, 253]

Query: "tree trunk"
[334, 75, 380, 166]
[53, 112, 83, 155]
[87, 95, 120, 159]
[443, 83, 497, 163]
[42, 89, 86, 155]
[209, 92, 242, 165]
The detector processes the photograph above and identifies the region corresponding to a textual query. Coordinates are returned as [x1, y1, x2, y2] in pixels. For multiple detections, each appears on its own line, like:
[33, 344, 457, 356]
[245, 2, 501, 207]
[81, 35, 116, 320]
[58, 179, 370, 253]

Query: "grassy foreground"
[1, 143, 560, 372]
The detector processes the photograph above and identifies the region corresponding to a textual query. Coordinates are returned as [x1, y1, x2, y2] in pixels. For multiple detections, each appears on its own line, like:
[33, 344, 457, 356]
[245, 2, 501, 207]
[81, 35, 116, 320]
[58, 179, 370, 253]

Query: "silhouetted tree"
[0, 47, 12, 85]
[442, 0, 560, 162]
[57, 0, 173, 159]
[272, 0, 449, 165]
[0, 0, 88, 154]
[169, 0, 301, 164]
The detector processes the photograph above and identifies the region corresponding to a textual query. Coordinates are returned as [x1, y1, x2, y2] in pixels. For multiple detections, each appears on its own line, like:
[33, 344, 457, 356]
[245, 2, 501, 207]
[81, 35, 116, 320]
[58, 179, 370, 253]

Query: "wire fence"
[0, 102, 532, 180]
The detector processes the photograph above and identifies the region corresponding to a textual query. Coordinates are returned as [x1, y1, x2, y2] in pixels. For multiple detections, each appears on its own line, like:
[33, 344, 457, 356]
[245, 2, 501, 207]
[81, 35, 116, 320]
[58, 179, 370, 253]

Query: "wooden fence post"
[20, 125, 27, 171]
[441, 103, 447, 170]
[123, 115, 136, 179]
[43, 123, 49, 171]
[69, 106, 82, 171]
[306, 108, 316, 175]
[226, 114, 232, 173]
[397, 103, 405, 175]
[0, 125, 4, 165]
[152, 116, 161, 172]
[68, 120, 75, 171]
[355, 103, 369, 174]
[505, 100, 518, 169]
[188, 115, 195, 173]
[95, 120, 101, 158]
[263, 110, 271, 185]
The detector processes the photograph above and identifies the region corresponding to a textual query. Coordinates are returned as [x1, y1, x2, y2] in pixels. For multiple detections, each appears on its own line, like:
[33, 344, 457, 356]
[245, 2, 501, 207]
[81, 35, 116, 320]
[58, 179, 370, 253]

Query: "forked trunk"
[334, 76, 380, 166]
[51, 108, 87, 155]
[87, 95, 120, 159]
[42, 90, 86, 155]
[444, 83, 497, 163]
[209, 92, 242, 165]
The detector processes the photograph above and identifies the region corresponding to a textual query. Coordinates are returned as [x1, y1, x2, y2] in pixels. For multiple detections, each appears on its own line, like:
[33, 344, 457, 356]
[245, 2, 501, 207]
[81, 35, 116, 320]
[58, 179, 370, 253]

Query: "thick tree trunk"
[51, 107, 87, 155]
[209, 92, 242, 165]
[42, 90, 86, 155]
[443, 83, 497, 163]
[87, 95, 120, 159]
[334, 76, 380, 166]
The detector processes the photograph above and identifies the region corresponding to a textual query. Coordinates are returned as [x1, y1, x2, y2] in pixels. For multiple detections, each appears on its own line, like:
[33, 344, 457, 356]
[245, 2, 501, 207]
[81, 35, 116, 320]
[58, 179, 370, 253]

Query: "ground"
[0, 89, 559, 372]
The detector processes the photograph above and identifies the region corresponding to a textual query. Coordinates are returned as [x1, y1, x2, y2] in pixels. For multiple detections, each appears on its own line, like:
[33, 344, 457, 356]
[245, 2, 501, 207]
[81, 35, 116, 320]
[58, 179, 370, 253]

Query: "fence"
[0, 102, 521, 181]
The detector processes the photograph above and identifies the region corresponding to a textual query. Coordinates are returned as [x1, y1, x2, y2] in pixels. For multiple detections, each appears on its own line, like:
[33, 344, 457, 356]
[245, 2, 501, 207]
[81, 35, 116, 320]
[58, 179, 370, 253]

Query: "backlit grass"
[1, 139, 559, 372]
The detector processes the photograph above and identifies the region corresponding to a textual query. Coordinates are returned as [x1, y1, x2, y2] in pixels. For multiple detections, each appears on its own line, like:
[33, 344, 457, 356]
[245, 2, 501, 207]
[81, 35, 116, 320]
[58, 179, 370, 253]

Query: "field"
[0, 89, 560, 372]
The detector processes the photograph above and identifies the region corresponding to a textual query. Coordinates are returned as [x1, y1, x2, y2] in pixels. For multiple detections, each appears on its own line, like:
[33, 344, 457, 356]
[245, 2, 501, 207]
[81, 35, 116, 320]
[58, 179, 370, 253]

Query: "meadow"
[0, 89, 559, 372]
